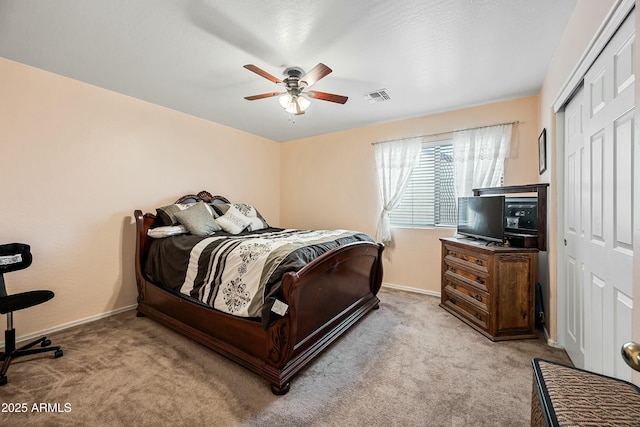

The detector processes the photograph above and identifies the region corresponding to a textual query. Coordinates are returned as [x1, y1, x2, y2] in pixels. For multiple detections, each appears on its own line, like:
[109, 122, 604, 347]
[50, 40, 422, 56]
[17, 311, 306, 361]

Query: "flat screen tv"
[457, 196, 505, 243]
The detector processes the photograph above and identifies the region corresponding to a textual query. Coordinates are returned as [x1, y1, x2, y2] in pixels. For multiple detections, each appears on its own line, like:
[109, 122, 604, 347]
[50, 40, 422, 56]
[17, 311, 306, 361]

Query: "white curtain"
[453, 124, 512, 198]
[374, 138, 422, 244]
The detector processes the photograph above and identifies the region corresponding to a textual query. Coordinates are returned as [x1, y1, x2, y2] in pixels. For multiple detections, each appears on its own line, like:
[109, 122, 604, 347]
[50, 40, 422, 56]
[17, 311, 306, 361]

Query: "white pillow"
[147, 225, 188, 238]
[234, 203, 257, 217]
[211, 203, 270, 231]
[216, 205, 251, 234]
[233, 204, 269, 231]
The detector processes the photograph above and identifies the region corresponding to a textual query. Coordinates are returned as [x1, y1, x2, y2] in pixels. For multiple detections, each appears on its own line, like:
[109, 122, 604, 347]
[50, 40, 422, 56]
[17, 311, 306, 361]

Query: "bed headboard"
[174, 190, 230, 205]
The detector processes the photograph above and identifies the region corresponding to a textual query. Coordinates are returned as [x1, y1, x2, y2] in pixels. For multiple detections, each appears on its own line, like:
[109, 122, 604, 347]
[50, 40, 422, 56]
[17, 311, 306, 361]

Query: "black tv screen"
[457, 196, 505, 243]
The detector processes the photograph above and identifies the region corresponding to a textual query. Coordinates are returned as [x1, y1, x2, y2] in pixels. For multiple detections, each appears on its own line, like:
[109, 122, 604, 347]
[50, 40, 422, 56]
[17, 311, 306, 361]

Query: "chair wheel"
[54, 349, 63, 358]
[41, 339, 51, 347]
[0, 376, 6, 386]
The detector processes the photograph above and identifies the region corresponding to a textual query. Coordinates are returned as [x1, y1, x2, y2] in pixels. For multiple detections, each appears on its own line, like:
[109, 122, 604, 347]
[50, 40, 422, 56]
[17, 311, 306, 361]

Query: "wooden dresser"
[440, 237, 538, 341]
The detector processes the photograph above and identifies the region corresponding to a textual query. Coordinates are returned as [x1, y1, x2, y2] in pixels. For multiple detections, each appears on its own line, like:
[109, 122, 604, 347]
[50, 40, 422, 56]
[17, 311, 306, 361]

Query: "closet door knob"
[622, 342, 640, 372]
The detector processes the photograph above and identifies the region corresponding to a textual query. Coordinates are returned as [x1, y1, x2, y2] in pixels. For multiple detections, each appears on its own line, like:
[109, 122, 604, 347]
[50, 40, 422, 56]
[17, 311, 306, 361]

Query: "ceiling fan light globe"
[285, 102, 298, 114]
[279, 93, 292, 108]
[298, 96, 311, 111]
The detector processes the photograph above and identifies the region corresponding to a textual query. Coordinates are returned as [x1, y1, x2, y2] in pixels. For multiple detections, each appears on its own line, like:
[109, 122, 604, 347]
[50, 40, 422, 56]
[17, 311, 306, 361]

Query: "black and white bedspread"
[144, 228, 374, 324]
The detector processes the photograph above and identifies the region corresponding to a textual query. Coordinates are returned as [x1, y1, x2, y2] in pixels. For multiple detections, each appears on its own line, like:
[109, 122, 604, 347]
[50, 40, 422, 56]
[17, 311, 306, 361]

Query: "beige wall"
[0, 58, 280, 339]
[281, 95, 541, 294]
[537, 0, 616, 343]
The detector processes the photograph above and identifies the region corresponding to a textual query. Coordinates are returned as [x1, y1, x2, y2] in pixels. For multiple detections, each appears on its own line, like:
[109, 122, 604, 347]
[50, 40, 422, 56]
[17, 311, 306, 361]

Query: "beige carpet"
[1, 288, 570, 426]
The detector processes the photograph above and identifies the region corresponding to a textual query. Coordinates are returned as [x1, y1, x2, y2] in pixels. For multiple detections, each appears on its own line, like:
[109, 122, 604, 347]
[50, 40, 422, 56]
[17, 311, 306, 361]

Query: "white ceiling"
[0, 0, 576, 142]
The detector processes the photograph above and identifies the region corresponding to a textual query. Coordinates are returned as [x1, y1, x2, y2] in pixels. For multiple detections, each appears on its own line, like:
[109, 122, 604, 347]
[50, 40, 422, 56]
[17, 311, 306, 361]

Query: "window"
[389, 141, 457, 227]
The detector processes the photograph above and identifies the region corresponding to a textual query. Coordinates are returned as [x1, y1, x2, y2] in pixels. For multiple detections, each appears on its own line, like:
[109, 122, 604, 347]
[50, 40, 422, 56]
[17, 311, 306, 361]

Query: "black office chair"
[0, 243, 62, 386]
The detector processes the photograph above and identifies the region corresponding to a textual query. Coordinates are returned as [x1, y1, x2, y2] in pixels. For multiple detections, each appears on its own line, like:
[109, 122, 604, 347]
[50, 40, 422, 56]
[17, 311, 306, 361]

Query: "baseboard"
[543, 326, 562, 348]
[381, 282, 440, 298]
[0, 304, 137, 348]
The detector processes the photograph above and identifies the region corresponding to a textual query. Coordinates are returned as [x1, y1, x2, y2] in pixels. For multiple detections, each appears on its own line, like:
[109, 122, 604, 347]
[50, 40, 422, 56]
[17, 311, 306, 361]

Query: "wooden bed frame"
[134, 191, 384, 394]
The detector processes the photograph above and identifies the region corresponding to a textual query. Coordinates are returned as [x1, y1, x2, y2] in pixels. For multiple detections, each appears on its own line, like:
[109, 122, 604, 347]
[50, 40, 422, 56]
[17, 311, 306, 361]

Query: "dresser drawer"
[443, 265, 489, 292]
[442, 287, 489, 330]
[443, 244, 490, 269]
[443, 275, 489, 311]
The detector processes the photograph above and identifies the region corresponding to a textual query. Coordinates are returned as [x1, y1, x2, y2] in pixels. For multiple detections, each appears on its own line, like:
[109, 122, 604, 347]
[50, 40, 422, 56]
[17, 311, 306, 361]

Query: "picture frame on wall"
[538, 129, 547, 174]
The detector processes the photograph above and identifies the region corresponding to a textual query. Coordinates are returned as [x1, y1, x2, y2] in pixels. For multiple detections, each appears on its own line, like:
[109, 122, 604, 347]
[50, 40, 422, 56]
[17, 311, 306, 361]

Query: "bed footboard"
[263, 241, 384, 394]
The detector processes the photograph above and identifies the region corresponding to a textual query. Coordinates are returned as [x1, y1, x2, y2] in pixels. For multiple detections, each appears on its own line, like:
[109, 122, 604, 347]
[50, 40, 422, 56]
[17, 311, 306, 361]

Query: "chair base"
[0, 331, 63, 386]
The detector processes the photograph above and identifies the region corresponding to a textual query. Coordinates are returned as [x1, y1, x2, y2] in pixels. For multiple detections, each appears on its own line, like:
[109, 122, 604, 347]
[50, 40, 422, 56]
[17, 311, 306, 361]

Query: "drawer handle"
[475, 260, 483, 266]
[474, 313, 481, 319]
[475, 295, 483, 302]
[450, 298, 456, 305]
[477, 278, 484, 285]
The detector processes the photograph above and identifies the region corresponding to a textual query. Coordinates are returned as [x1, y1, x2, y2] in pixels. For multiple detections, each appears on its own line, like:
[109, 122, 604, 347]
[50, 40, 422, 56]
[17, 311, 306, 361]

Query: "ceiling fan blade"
[300, 63, 332, 87]
[244, 92, 282, 100]
[243, 64, 282, 84]
[307, 91, 348, 104]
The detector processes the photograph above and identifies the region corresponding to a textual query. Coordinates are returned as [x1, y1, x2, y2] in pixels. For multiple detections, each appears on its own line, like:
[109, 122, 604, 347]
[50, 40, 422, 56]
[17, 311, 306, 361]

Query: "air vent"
[363, 89, 391, 104]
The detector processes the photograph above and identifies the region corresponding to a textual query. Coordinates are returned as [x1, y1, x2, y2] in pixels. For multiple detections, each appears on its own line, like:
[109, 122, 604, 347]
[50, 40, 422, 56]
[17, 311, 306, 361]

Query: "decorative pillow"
[211, 203, 231, 216]
[174, 201, 222, 236]
[212, 203, 269, 231]
[157, 202, 217, 226]
[147, 225, 188, 239]
[215, 204, 252, 234]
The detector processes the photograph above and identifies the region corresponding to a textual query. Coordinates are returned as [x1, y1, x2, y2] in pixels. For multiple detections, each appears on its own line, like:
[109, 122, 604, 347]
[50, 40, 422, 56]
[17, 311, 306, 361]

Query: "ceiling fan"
[243, 63, 348, 115]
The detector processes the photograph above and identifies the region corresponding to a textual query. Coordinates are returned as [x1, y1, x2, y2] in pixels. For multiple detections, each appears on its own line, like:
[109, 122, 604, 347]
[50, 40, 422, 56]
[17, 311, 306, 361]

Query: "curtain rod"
[370, 120, 520, 145]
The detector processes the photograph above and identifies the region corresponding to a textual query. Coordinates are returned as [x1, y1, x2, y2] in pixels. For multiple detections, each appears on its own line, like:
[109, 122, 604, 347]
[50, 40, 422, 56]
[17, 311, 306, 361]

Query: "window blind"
[389, 142, 456, 227]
